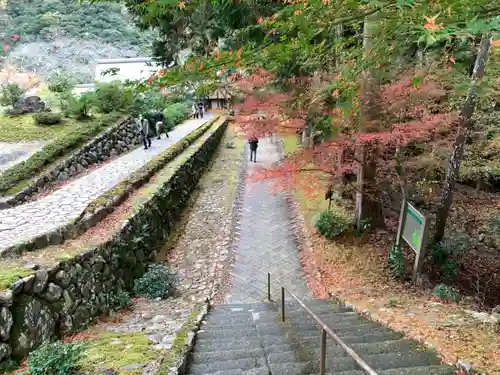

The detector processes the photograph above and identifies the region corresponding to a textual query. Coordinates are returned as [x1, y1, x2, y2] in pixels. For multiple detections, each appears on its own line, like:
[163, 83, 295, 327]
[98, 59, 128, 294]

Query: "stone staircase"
[186, 299, 456, 375]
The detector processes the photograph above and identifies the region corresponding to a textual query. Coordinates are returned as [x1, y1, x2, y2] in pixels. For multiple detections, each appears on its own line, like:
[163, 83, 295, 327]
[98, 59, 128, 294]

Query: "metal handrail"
[267, 272, 379, 375]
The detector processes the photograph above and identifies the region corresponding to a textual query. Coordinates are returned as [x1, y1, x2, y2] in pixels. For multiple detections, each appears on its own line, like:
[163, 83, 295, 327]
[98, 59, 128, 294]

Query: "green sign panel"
[402, 203, 425, 252]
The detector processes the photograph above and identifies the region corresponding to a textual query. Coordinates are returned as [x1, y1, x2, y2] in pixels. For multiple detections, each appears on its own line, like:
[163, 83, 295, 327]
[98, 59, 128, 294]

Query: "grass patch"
[0, 267, 33, 290]
[157, 306, 204, 375]
[77, 332, 157, 374]
[0, 114, 75, 142]
[0, 112, 124, 195]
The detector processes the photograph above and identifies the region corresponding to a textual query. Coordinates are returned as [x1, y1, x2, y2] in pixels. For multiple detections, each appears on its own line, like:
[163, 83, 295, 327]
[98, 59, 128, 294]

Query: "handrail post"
[281, 286, 285, 322]
[267, 272, 271, 301]
[319, 329, 327, 375]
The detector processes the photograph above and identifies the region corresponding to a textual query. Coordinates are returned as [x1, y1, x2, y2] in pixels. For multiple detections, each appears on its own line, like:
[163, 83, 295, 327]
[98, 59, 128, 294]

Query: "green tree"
[0, 83, 25, 107]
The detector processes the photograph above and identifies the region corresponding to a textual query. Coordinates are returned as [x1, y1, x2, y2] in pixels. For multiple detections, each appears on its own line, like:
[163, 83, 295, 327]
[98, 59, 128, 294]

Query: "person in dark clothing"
[249, 135, 259, 162]
[136, 115, 151, 149]
[197, 101, 204, 118]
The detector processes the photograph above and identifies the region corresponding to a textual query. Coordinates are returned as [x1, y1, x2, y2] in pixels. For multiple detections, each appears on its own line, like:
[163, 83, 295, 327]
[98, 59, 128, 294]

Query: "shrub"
[430, 236, 469, 279]
[94, 82, 132, 114]
[28, 341, 85, 375]
[112, 289, 132, 309]
[48, 72, 76, 93]
[163, 102, 191, 130]
[133, 264, 177, 300]
[0, 83, 25, 107]
[433, 283, 460, 303]
[314, 210, 352, 239]
[34, 112, 62, 125]
[388, 244, 405, 279]
[65, 92, 94, 119]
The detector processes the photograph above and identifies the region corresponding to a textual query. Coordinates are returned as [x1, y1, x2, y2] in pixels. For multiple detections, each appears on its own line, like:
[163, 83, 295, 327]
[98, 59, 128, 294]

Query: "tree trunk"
[355, 11, 384, 230]
[433, 36, 492, 243]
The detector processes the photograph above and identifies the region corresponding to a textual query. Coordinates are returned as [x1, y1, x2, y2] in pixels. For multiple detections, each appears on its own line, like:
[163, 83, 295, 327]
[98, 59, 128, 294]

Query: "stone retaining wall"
[0, 119, 228, 369]
[5, 117, 139, 207]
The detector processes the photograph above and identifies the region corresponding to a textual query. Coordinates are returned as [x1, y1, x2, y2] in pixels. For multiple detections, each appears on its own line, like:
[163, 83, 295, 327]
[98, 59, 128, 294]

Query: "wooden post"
[395, 199, 407, 247]
[412, 215, 429, 282]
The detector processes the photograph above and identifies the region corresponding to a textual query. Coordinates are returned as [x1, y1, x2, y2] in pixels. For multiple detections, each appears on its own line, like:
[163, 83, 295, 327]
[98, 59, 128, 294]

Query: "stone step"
[196, 328, 259, 340]
[263, 339, 418, 358]
[203, 316, 254, 326]
[254, 310, 361, 324]
[256, 304, 354, 318]
[260, 330, 403, 347]
[193, 339, 263, 353]
[268, 351, 441, 374]
[188, 357, 266, 375]
[258, 322, 390, 340]
[190, 347, 265, 364]
[201, 321, 257, 330]
[255, 317, 371, 332]
[380, 364, 457, 375]
[334, 365, 457, 375]
[209, 300, 350, 315]
[187, 367, 269, 375]
[207, 311, 254, 320]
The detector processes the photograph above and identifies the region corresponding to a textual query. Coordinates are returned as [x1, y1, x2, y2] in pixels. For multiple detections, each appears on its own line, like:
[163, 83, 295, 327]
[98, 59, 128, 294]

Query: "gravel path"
[0, 114, 213, 254]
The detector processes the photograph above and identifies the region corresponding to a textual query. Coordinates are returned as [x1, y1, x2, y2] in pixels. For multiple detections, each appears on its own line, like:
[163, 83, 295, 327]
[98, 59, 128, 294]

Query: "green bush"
[388, 244, 405, 279]
[0, 113, 123, 194]
[48, 72, 76, 93]
[112, 290, 132, 309]
[314, 210, 352, 239]
[0, 83, 25, 107]
[28, 341, 85, 375]
[65, 92, 94, 119]
[433, 283, 460, 303]
[133, 264, 177, 300]
[33, 112, 62, 125]
[94, 82, 132, 114]
[163, 102, 192, 130]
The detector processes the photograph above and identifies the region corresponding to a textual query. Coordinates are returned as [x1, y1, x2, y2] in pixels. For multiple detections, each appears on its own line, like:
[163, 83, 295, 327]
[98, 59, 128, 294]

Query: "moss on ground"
[0, 267, 33, 290]
[77, 332, 157, 374]
[157, 308, 202, 375]
[0, 114, 75, 142]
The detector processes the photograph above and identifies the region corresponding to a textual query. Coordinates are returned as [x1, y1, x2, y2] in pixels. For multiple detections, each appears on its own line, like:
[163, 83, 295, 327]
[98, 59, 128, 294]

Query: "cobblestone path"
[0, 114, 213, 253]
[225, 137, 311, 304]
[0, 141, 48, 173]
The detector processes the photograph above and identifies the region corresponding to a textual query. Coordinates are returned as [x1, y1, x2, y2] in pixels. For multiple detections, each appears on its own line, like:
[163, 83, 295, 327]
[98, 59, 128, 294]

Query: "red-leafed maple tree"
[232, 68, 457, 229]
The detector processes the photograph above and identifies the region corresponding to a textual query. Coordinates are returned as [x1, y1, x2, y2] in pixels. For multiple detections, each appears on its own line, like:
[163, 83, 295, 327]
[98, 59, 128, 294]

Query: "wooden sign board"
[396, 200, 429, 282]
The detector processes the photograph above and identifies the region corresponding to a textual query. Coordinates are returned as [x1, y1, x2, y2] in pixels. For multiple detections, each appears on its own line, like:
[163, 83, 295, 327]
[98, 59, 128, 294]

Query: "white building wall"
[94, 57, 160, 83]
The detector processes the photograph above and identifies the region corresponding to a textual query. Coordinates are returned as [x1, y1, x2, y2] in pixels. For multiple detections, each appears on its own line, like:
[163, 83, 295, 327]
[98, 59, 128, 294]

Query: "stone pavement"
[225, 137, 311, 304]
[0, 114, 213, 254]
[0, 141, 48, 174]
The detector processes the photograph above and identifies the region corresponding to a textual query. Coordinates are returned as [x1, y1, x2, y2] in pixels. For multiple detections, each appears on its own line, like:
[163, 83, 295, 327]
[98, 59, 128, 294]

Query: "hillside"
[0, 0, 155, 83]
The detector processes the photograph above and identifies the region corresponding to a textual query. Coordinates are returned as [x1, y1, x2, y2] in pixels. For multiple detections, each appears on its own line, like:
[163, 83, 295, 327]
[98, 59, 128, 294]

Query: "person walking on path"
[192, 104, 199, 119]
[155, 113, 169, 140]
[197, 101, 204, 119]
[136, 114, 151, 150]
[249, 134, 259, 163]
